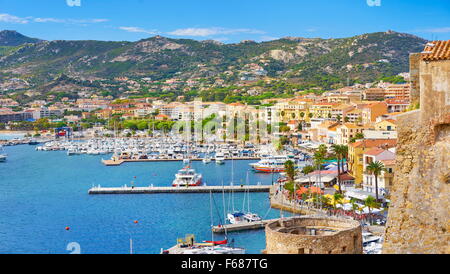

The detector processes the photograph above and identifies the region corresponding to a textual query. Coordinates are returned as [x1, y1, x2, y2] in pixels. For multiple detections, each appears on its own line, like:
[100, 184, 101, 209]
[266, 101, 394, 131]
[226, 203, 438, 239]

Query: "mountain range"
[0, 30, 427, 97]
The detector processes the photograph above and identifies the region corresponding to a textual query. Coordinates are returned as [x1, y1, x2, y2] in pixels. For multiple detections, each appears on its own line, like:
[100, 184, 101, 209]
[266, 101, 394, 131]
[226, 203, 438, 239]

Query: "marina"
[101, 156, 260, 166]
[88, 184, 272, 194]
[0, 143, 279, 254]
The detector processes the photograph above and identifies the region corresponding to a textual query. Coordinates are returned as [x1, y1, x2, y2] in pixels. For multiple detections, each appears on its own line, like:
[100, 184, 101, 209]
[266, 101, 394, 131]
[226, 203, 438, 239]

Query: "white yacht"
[215, 152, 225, 165]
[249, 155, 292, 173]
[172, 166, 203, 187]
[243, 213, 262, 222]
[227, 212, 246, 224]
[202, 157, 211, 164]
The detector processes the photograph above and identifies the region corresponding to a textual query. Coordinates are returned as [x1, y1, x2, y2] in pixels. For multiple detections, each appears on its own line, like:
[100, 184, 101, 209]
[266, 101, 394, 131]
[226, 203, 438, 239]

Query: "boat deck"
[88, 185, 271, 194]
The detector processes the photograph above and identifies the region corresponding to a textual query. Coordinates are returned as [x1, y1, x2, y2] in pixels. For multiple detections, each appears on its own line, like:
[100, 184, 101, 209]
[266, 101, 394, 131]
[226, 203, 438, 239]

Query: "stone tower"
[383, 41, 450, 254]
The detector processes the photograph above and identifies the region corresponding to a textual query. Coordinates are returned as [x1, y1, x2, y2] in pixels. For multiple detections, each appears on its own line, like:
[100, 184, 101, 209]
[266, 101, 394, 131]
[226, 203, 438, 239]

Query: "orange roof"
[155, 114, 169, 118]
[341, 123, 364, 129]
[364, 148, 386, 156]
[350, 139, 397, 149]
[422, 40, 450, 61]
[378, 119, 397, 125]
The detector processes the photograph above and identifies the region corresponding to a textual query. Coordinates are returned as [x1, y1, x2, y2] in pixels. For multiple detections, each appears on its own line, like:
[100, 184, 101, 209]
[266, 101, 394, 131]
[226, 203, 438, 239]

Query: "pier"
[88, 184, 271, 194]
[212, 219, 279, 233]
[101, 157, 260, 166]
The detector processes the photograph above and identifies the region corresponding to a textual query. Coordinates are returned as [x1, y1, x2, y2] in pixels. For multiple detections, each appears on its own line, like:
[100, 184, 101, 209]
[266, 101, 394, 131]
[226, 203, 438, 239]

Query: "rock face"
[265, 216, 362, 254]
[383, 46, 450, 254]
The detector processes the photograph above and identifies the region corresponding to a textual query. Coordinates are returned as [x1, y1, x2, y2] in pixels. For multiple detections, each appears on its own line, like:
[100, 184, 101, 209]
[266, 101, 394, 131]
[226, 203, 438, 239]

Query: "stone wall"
[383, 57, 450, 254]
[265, 216, 363, 254]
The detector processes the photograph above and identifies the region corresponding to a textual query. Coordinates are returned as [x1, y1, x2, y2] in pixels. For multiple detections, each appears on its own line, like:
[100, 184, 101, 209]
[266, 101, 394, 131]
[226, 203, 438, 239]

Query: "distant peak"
[0, 30, 42, 46]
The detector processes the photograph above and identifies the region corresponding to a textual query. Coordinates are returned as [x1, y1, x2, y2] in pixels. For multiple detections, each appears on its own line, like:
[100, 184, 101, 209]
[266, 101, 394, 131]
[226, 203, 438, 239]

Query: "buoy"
[134, 220, 138, 224]
[65, 226, 70, 231]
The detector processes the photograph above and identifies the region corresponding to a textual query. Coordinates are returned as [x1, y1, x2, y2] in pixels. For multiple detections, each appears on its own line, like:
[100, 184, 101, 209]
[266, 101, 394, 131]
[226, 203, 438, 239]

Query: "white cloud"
[119, 26, 158, 35]
[0, 13, 108, 25]
[34, 18, 65, 23]
[0, 13, 29, 24]
[423, 27, 450, 33]
[259, 36, 279, 42]
[168, 27, 265, 37]
[34, 18, 108, 24]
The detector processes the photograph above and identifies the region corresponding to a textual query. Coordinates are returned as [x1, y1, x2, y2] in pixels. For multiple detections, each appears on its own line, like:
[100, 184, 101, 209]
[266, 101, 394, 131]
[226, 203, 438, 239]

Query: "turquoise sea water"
[0, 140, 286, 254]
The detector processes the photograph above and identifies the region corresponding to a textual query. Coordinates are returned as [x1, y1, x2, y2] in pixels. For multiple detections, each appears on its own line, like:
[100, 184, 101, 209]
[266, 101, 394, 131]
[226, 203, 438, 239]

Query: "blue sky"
[1, 0, 449, 43]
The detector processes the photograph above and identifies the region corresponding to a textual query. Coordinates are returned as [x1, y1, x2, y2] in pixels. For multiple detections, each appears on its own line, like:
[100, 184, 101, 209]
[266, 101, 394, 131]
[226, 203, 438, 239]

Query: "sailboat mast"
[231, 157, 235, 212]
[221, 180, 228, 236]
[210, 190, 214, 243]
[247, 171, 250, 213]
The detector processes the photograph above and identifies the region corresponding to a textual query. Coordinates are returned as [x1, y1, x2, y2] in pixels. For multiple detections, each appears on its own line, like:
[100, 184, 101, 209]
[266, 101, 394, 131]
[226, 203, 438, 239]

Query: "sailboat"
[242, 172, 262, 222]
[226, 159, 247, 224]
[160, 191, 245, 254]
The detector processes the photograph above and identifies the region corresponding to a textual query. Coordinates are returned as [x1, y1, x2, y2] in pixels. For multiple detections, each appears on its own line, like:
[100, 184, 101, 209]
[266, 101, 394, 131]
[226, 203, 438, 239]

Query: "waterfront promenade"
[88, 184, 271, 194]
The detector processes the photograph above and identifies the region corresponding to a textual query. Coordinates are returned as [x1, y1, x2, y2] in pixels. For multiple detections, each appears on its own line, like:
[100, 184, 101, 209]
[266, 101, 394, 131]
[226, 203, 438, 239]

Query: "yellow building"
[348, 139, 397, 185]
[336, 123, 367, 145]
[275, 99, 311, 123]
[310, 103, 339, 119]
[374, 119, 397, 131]
[361, 102, 389, 125]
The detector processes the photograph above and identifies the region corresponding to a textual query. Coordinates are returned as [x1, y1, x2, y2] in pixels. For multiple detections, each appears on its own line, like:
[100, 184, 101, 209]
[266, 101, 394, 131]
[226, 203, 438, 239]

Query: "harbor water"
[0, 141, 286, 254]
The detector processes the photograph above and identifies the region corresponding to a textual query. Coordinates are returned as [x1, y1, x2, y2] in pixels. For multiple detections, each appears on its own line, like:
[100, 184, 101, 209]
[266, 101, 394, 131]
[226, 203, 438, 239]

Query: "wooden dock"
[102, 157, 260, 166]
[88, 185, 271, 195]
[212, 219, 279, 233]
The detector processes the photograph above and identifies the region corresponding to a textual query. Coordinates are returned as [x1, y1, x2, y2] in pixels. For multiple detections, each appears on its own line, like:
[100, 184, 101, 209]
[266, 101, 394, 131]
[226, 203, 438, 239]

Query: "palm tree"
[284, 160, 296, 184]
[331, 144, 345, 193]
[332, 192, 344, 214]
[364, 196, 380, 225]
[350, 198, 360, 217]
[341, 145, 349, 174]
[302, 165, 315, 188]
[366, 161, 386, 202]
[313, 145, 327, 209]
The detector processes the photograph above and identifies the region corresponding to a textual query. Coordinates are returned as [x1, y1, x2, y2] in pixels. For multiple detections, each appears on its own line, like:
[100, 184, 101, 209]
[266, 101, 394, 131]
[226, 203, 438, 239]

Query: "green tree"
[366, 161, 386, 202]
[364, 196, 380, 225]
[331, 144, 347, 193]
[284, 160, 296, 184]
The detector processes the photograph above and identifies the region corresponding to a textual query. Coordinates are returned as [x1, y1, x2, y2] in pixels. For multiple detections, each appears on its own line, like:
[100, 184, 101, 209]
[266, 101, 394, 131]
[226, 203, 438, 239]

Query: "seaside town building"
[362, 148, 396, 196]
[348, 139, 397, 185]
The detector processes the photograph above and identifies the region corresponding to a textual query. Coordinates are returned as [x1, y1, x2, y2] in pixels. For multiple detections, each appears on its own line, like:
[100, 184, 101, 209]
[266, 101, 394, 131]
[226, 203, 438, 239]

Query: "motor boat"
[172, 166, 202, 187]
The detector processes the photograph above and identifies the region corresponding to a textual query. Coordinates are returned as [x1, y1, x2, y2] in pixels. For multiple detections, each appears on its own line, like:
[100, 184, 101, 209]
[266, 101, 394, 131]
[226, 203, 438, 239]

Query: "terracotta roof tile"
[364, 148, 386, 156]
[422, 40, 450, 61]
[349, 139, 397, 149]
